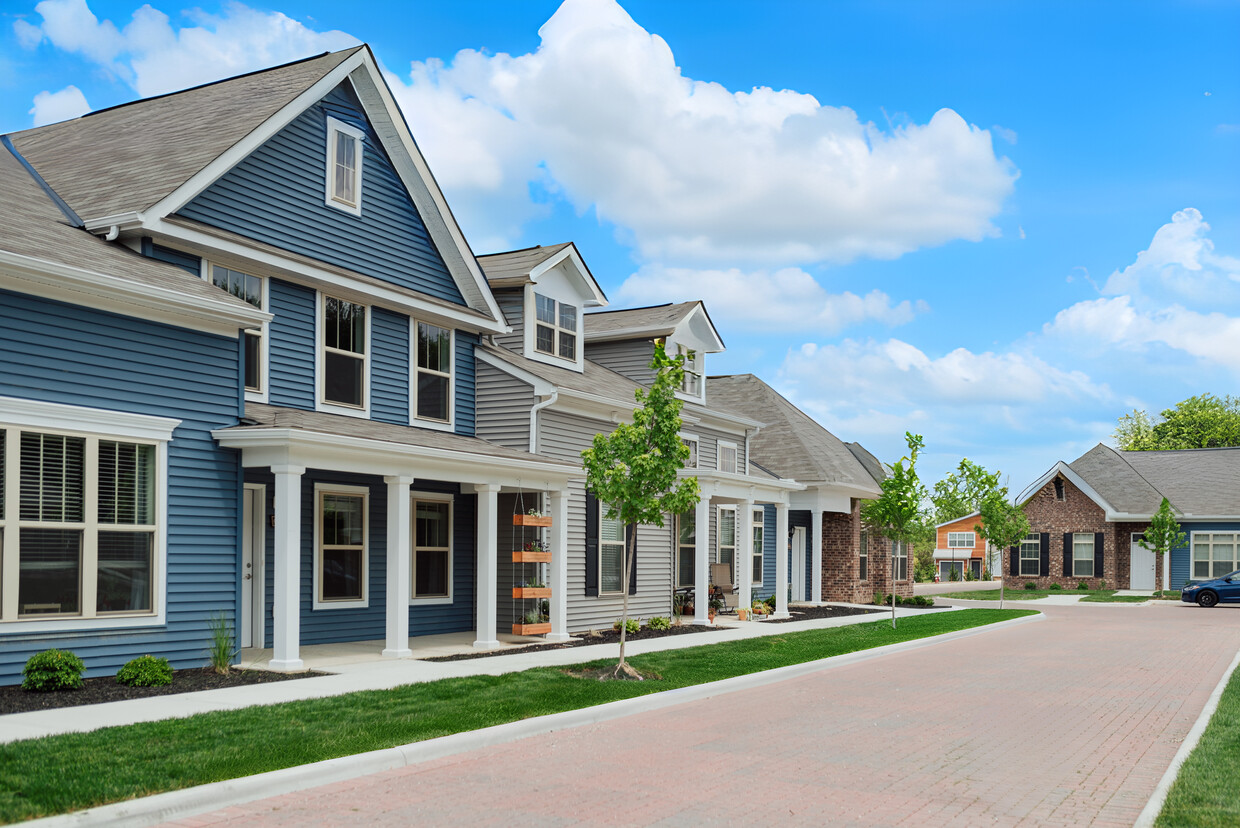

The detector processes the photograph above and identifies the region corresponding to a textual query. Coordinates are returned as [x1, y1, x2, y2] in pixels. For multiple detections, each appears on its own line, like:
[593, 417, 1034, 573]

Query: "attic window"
[1054, 478, 1065, 501]
[325, 117, 364, 215]
[678, 345, 702, 396]
[534, 293, 577, 361]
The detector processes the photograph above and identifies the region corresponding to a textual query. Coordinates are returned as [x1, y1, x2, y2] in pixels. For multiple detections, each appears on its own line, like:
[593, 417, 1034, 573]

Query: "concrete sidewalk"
[0, 603, 932, 744]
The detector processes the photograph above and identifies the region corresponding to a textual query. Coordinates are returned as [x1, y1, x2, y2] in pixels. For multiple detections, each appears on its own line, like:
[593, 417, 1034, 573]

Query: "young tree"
[977, 491, 1031, 610]
[581, 343, 700, 679]
[1114, 394, 1240, 450]
[1139, 498, 1186, 590]
[861, 432, 929, 628]
[931, 458, 1001, 524]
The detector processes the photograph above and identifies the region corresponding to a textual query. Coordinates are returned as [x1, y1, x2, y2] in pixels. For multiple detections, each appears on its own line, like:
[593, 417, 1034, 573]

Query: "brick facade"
[821, 498, 913, 603]
[1014, 475, 1154, 590]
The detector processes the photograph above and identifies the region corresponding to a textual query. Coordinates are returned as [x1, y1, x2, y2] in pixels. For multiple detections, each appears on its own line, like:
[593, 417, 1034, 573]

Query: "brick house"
[1013, 444, 1240, 591]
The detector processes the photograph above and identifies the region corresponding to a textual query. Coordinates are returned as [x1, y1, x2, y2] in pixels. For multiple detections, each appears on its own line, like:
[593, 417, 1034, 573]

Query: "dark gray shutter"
[1094, 532, 1105, 579]
[1040, 533, 1050, 576]
[585, 490, 599, 596]
[1063, 533, 1073, 578]
[1009, 546, 1018, 577]
[627, 523, 638, 595]
[1040, 535, 1050, 577]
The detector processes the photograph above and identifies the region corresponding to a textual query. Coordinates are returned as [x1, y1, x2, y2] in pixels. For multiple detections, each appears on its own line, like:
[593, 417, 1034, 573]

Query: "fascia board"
[682, 402, 764, 431]
[691, 468, 805, 496]
[934, 510, 983, 529]
[584, 325, 673, 343]
[0, 249, 269, 337]
[83, 212, 144, 233]
[683, 303, 726, 352]
[474, 349, 555, 396]
[529, 245, 608, 307]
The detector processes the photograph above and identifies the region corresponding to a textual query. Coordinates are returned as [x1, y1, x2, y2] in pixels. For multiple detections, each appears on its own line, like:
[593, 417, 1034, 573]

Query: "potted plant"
[512, 509, 552, 527]
[708, 596, 723, 623]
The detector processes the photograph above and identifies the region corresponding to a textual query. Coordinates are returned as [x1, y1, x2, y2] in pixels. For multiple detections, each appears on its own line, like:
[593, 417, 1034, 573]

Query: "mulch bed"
[759, 604, 886, 623]
[1, 667, 328, 716]
[422, 622, 724, 662]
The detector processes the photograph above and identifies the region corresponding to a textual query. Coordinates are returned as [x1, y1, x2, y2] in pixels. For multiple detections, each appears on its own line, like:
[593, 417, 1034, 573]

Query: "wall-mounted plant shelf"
[512, 550, 551, 563]
[512, 622, 551, 635]
[512, 514, 552, 527]
[512, 587, 551, 599]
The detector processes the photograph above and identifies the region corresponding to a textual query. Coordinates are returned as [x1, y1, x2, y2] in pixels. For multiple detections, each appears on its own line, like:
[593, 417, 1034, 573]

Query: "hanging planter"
[512, 586, 551, 599]
[512, 622, 552, 635]
[513, 513, 552, 527]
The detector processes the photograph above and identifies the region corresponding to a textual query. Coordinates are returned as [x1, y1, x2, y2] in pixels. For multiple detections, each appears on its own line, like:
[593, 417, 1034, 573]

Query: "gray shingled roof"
[707, 374, 882, 491]
[477, 342, 641, 404]
[476, 243, 572, 288]
[237, 403, 578, 466]
[584, 302, 700, 338]
[0, 146, 257, 313]
[7, 48, 359, 220]
[1069, 444, 1240, 516]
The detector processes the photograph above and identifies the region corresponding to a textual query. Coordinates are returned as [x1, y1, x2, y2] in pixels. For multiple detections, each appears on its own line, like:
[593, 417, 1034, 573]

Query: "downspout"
[104, 225, 120, 241]
[529, 390, 558, 454]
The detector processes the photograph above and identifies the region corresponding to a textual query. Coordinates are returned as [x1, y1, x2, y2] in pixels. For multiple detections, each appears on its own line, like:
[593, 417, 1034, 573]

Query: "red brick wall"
[821, 499, 912, 603]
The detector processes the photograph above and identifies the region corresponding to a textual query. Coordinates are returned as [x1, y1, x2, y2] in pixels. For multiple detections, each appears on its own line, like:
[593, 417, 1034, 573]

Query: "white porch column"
[270, 464, 305, 671]
[693, 496, 711, 625]
[383, 475, 414, 658]
[738, 497, 754, 613]
[473, 483, 501, 649]
[811, 509, 823, 603]
[547, 489, 571, 641]
[774, 501, 790, 618]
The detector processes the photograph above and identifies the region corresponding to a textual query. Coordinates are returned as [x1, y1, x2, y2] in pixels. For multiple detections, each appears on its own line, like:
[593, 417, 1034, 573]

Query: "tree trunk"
[614, 529, 642, 680]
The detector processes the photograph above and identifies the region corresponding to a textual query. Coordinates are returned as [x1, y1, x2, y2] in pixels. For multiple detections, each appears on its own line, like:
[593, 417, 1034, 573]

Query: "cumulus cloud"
[1046, 297, 1240, 369]
[15, 0, 358, 102]
[388, 0, 1018, 264]
[614, 264, 925, 334]
[29, 84, 90, 126]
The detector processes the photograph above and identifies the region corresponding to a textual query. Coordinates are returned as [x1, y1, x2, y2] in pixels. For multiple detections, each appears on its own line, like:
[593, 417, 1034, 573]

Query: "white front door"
[1130, 532, 1156, 590]
[242, 485, 266, 649]
[791, 526, 806, 601]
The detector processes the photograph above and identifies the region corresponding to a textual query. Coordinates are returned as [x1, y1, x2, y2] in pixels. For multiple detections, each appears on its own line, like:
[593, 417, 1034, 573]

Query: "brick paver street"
[169, 603, 1239, 827]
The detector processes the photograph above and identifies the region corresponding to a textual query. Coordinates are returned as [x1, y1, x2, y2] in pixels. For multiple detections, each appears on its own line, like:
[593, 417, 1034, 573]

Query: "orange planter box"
[512, 514, 552, 527]
[512, 622, 551, 635]
[512, 550, 551, 563]
[512, 587, 551, 599]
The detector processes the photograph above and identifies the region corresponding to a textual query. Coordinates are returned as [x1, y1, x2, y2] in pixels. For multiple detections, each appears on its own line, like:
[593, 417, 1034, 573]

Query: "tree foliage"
[977, 490, 1031, 608]
[1114, 394, 1240, 450]
[931, 458, 1002, 524]
[861, 433, 930, 626]
[1140, 498, 1186, 566]
[580, 343, 700, 678]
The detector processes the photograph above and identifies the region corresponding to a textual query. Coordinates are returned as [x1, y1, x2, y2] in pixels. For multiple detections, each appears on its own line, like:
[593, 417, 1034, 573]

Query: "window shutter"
[627, 523, 638, 595]
[1040, 535, 1050, 577]
[1040, 533, 1050, 576]
[1094, 532, 1105, 579]
[1062, 533, 1073, 578]
[585, 490, 599, 597]
[1009, 546, 1018, 577]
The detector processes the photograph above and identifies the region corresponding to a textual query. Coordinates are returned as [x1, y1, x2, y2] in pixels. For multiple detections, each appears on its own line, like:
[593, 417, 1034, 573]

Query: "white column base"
[268, 658, 304, 672]
[381, 648, 412, 659]
[473, 638, 502, 650]
[771, 612, 791, 620]
[544, 632, 572, 643]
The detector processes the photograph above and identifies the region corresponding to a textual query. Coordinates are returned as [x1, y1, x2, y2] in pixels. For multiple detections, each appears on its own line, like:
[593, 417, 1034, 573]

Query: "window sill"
[1, 613, 165, 635]
[410, 595, 453, 606]
[312, 599, 368, 610]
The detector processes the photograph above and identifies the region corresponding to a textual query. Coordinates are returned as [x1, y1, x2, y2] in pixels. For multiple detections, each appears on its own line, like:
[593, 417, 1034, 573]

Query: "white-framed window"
[324, 116, 364, 215]
[751, 507, 764, 585]
[947, 531, 975, 548]
[313, 484, 368, 609]
[1073, 533, 1095, 577]
[0, 396, 176, 631]
[717, 505, 736, 585]
[208, 263, 267, 401]
[859, 529, 868, 581]
[413, 321, 453, 426]
[319, 294, 368, 414]
[893, 540, 909, 581]
[677, 344, 702, 397]
[680, 433, 699, 469]
[599, 501, 626, 595]
[1192, 533, 1238, 580]
[412, 494, 452, 602]
[718, 440, 738, 474]
[676, 510, 695, 588]
[534, 292, 578, 361]
[1019, 532, 1040, 576]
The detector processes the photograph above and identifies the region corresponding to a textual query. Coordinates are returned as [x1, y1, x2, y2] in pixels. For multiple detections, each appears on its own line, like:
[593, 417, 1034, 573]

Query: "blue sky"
[2, 0, 1238, 494]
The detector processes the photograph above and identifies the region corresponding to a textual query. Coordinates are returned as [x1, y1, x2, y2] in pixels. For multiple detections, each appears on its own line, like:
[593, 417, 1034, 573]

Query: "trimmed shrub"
[648, 616, 671, 630]
[612, 618, 640, 634]
[1024, 581, 1037, 590]
[116, 655, 173, 687]
[1077, 580, 1090, 590]
[1049, 583, 1062, 590]
[22, 649, 85, 692]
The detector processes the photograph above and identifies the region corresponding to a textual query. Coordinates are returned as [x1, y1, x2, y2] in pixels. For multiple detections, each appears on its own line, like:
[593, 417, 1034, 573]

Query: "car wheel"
[1198, 590, 1219, 608]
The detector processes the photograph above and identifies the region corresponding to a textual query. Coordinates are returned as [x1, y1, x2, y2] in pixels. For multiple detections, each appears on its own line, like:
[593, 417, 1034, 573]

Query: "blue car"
[1181, 571, 1240, 607]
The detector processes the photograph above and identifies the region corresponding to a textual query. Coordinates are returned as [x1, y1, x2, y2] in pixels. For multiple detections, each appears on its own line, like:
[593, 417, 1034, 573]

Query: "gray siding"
[538, 409, 609, 463]
[584, 339, 656, 386]
[474, 362, 534, 451]
[179, 83, 465, 305]
[493, 290, 524, 352]
[688, 420, 749, 474]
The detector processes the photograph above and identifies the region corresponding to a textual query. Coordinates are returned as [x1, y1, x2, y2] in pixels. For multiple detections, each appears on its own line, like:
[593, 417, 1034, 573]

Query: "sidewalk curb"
[27, 613, 1040, 828]
[1133, 641, 1240, 827]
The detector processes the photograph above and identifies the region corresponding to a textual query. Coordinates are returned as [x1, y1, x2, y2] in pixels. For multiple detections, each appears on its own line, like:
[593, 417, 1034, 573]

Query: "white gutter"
[529, 390, 558, 454]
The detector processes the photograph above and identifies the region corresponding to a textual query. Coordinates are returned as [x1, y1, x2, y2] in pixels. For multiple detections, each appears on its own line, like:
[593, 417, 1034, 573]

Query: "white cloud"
[1046, 297, 1240, 369]
[613, 264, 925, 333]
[1100, 208, 1240, 305]
[29, 84, 90, 126]
[388, 0, 1018, 264]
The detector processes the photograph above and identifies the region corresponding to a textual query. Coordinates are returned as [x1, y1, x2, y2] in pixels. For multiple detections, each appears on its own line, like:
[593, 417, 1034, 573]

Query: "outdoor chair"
[709, 562, 738, 611]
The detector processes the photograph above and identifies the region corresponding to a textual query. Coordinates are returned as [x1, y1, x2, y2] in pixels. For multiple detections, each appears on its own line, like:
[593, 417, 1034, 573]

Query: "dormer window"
[678, 345, 702, 396]
[535, 293, 577, 360]
[325, 116, 364, 215]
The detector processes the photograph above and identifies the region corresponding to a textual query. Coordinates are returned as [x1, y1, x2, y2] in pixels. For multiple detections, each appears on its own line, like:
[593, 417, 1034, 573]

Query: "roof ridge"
[478, 242, 572, 259]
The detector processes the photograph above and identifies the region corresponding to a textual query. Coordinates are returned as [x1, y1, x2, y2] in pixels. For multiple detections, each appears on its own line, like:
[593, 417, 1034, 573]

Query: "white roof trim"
[934, 510, 982, 530]
[474, 348, 555, 397]
[528, 244, 608, 308]
[585, 303, 725, 352]
[1018, 461, 1121, 519]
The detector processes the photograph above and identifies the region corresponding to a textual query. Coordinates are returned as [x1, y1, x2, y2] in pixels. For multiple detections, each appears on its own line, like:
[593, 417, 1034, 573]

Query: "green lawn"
[929, 588, 1150, 603]
[1157, 665, 1240, 827]
[0, 609, 1030, 823]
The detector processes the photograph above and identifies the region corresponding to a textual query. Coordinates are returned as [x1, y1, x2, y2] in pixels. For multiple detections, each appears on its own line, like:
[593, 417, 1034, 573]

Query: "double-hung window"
[751, 507, 764, 585]
[412, 496, 452, 600]
[717, 506, 736, 585]
[859, 529, 868, 581]
[599, 503, 626, 595]
[676, 510, 695, 588]
[718, 441, 738, 474]
[947, 531, 974, 549]
[678, 345, 702, 396]
[1072, 533, 1095, 577]
[1019, 532, 1040, 576]
[680, 434, 699, 469]
[533, 293, 577, 361]
[210, 265, 266, 397]
[414, 322, 452, 424]
[325, 116, 364, 215]
[893, 540, 908, 581]
[315, 487, 367, 607]
[1193, 533, 1238, 580]
[322, 295, 367, 411]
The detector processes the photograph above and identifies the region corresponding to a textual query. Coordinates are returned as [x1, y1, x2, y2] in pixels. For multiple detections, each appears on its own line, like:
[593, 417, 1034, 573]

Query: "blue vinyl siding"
[268, 278, 316, 408]
[455, 331, 477, 436]
[0, 289, 242, 685]
[178, 84, 464, 305]
[790, 510, 813, 598]
[371, 307, 409, 425]
[758, 504, 777, 599]
[1174, 523, 1240, 589]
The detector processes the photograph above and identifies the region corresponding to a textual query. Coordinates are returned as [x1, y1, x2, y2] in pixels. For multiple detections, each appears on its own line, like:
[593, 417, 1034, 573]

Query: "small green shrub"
[873, 592, 884, 605]
[612, 618, 640, 634]
[1049, 582, 1062, 590]
[1023, 581, 1037, 590]
[207, 613, 235, 675]
[116, 655, 173, 687]
[1099, 580, 1107, 590]
[763, 594, 776, 610]
[1076, 580, 1089, 590]
[648, 616, 671, 630]
[22, 649, 85, 692]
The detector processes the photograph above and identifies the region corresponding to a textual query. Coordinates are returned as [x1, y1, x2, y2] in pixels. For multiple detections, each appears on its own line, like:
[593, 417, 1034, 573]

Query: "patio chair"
[710, 562, 738, 611]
